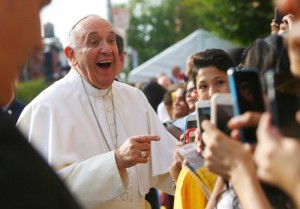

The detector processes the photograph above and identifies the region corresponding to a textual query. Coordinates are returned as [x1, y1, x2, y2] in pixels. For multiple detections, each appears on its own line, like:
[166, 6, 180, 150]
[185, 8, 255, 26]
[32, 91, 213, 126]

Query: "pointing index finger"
[135, 134, 160, 143]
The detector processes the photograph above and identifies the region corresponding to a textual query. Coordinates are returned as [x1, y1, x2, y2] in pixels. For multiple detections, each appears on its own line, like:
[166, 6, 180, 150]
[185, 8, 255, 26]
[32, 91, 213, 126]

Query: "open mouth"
[97, 60, 112, 69]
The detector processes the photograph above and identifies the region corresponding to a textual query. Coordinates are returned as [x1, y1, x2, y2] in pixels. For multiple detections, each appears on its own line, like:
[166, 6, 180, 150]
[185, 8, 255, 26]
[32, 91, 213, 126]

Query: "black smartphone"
[195, 100, 211, 136]
[265, 70, 300, 138]
[227, 67, 265, 143]
[274, 7, 284, 25]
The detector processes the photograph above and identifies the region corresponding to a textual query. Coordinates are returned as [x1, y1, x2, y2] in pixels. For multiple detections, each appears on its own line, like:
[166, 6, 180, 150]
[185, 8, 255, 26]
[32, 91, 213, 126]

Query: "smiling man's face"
[65, 16, 119, 89]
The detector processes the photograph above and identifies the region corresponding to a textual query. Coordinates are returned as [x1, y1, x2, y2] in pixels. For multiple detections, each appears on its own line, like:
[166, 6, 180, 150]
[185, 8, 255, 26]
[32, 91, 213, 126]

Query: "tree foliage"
[127, 0, 180, 64]
[16, 79, 52, 103]
[180, 0, 273, 45]
[126, 0, 273, 65]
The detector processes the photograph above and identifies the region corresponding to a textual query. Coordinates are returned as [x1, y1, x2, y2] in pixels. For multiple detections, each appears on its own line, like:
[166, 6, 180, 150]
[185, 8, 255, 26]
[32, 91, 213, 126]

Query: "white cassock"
[17, 69, 178, 209]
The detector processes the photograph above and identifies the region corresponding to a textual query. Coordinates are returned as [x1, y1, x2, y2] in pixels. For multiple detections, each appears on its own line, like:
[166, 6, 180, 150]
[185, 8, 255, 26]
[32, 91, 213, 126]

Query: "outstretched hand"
[115, 134, 160, 169]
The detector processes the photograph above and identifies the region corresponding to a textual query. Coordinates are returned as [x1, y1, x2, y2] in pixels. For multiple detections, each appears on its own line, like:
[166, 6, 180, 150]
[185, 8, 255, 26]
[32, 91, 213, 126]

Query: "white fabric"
[128, 29, 236, 83]
[157, 102, 170, 123]
[217, 187, 241, 209]
[17, 69, 177, 209]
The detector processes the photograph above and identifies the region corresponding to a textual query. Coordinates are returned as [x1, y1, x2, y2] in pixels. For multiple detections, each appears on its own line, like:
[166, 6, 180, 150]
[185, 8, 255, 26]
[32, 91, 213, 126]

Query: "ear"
[193, 89, 200, 100]
[64, 46, 77, 66]
[119, 51, 125, 63]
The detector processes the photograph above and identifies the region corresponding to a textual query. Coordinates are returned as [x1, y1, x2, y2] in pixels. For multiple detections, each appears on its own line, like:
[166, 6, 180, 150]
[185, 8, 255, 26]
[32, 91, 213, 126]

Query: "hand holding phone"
[211, 93, 233, 136]
[183, 115, 197, 143]
[195, 100, 211, 136]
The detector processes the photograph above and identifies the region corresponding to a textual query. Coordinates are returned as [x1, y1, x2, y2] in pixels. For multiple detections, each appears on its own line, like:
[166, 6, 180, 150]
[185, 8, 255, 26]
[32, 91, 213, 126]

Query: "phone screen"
[216, 104, 233, 136]
[266, 71, 300, 138]
[197, 106, 211, 134]
[228, 68, 265, 143]
[186, 119, 197, 130]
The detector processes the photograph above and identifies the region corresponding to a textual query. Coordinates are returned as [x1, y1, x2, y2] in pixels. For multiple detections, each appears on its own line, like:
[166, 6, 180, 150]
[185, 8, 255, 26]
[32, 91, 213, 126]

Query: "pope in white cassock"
[17, 15, 177, 209]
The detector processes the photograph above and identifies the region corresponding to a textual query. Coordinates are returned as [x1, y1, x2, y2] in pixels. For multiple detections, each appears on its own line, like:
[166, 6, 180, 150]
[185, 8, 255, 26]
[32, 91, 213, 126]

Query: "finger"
[201, 119, 215, 131]
[230, 129, 240, 141]
[134, 134, 160, 143]
[295, 111, 300, 124]
[256, 112, 271, 142]
[228, 111, 261, 129]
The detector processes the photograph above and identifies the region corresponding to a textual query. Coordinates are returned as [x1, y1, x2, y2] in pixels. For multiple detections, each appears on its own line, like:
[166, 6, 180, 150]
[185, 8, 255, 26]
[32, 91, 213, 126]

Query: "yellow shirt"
[174, 166, 217, 209]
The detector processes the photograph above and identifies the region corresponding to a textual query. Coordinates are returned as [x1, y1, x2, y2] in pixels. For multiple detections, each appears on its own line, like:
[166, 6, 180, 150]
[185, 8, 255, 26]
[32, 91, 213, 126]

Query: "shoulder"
[113, 81, 147, 99]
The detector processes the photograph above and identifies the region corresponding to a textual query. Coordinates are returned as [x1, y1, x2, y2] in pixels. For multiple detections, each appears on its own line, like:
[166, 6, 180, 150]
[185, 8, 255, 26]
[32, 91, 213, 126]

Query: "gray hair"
[66, 14, 104, 48]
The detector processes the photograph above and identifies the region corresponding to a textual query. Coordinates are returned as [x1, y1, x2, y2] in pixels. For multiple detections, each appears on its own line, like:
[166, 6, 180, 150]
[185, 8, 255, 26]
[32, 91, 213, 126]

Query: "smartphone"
[185, 114, 197, 130]
[227, 67, 265, 143]
[274, 7, 284, 25]
[265, 70, 300, 138]
[195, 100, 211, 135]
[211, 93, 233, 136]
[185, 128, 197, 143]
[184, 115, 198, 143]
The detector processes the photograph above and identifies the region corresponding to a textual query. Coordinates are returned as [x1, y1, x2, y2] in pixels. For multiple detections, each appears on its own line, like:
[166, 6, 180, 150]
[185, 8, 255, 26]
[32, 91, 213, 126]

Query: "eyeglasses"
[185, 87, 196, 96]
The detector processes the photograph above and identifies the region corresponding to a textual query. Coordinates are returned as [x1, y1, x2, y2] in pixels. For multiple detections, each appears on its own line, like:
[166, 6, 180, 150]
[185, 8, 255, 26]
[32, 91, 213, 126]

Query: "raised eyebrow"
[109, 31, 116, 38]
[86, 31, 115, 38]
[86, 31, 98, 38]
[213, 75, 227, 81]
[198, 80, 208, 84]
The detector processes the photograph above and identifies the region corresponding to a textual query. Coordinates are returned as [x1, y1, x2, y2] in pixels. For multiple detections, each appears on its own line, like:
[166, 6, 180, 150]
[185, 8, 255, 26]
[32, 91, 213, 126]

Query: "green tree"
[126, 0, 274, 66]
[16, 79, 52, 104]
[127, 0, 180, 64]
[179, 0, 273, 45]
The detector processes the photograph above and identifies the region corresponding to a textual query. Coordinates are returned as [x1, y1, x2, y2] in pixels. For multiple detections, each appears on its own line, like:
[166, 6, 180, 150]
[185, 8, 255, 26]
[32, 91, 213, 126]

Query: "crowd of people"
[2, 0, 300, 209]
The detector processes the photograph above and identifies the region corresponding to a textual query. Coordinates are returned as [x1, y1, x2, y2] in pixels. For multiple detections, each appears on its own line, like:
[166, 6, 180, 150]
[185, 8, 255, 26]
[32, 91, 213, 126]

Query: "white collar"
[68, 69, 111, 97]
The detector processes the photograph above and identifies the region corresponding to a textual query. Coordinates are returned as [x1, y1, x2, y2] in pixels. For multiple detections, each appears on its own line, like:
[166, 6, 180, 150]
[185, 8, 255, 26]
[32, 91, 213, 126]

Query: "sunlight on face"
[195, 66, 229, 100]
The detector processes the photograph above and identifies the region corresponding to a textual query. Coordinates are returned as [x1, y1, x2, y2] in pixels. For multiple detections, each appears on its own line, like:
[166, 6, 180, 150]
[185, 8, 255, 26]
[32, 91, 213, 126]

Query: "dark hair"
[227, 46, 246, 66]
[116, 34, 124, 54]
[192, 49, 235, 87]
[242, 35, 290, 76]
[142, 81, 166, 113]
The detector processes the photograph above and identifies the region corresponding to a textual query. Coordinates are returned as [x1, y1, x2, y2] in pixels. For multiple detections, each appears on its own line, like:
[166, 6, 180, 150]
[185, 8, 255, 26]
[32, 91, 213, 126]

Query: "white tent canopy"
[128, 29, 237, 83]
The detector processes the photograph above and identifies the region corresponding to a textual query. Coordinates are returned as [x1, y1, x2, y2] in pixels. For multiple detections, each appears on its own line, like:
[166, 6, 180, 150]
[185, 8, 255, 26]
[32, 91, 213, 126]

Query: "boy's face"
[194, 66, 229, 100]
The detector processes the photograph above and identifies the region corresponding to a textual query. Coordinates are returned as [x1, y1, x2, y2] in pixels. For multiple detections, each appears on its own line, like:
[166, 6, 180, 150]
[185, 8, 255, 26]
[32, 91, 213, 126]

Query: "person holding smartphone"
[202, 34, 295, 209]
[253, 1, 300, 208]
[169, 48, 235, 209]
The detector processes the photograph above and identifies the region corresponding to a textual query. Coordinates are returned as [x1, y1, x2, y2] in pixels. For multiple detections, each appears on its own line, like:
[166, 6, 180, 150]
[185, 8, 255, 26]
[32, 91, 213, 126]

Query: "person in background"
[171, 66, 185, 84]
[169, 49, 235, 209]
[0, 0, 82, 208]
[184, 54, 195, 82]
[3, 96, 26, 125]
[161, 83, 189, 209]
[271, 13, 295, 35]
[172, 83, 190, 120]
[226, 46, 245, 67]
[157, 73, 172, 90]
[141, 81, 166, 209]
[157, 73, 173, 123]
[115, 33, 126, 78]
[253, 0, 300, 208]
[203, 34, 295, 209]
[183, 79, 197, 113]
[17, 15, 177, 209]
